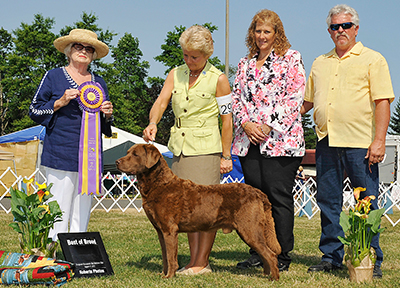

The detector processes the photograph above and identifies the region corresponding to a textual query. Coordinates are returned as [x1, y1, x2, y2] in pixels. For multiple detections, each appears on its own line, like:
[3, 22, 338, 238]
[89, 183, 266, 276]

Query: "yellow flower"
[353, 187, 366, 201]
[355, 201, 362, 212]
[35, 182, 49, 202]
[38, 204, 50, 213]
[36, 182, 47, 191]
[37, 189, 49, 202]
[354, 211, 363, 218]
[23, 177, 35, 196]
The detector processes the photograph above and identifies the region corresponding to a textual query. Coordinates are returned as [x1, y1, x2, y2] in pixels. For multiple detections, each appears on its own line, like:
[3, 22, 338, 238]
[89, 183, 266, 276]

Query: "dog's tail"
[263, 199, 282, 255]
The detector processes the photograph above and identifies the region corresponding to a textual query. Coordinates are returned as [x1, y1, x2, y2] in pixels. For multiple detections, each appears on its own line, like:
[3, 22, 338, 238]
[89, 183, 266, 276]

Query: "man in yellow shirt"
[302, 4, 394, 278]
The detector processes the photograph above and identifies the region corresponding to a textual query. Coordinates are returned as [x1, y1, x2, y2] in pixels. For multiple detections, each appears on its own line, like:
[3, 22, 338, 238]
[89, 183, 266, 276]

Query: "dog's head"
[116, 144, 161, 175]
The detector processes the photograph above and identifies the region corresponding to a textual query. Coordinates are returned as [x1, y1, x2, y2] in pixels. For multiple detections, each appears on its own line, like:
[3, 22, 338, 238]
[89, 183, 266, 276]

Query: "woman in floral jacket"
[232, 9, 306, 272]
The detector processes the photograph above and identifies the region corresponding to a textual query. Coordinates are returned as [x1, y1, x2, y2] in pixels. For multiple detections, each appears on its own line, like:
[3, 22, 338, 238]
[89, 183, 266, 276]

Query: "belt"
[175, 117, 218, 128]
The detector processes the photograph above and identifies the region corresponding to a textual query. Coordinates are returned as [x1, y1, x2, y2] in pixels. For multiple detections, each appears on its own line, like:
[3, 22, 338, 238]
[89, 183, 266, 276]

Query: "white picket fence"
[1, 167, 399, 227]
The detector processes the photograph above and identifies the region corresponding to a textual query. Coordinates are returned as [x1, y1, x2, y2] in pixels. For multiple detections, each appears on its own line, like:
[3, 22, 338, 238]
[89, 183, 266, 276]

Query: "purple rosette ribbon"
[77, 81, 104, 195]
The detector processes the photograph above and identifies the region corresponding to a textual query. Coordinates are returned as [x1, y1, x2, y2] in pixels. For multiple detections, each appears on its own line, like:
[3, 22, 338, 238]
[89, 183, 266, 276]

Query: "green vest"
[168, 62, 222, 156]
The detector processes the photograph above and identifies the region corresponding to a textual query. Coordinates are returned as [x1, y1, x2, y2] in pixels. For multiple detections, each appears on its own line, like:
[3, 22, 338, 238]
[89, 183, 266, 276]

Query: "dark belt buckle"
[177, 118, 181, 128]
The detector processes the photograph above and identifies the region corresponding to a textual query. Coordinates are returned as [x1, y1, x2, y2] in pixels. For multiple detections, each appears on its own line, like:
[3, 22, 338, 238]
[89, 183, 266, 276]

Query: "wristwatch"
[221, 155, 232, 160]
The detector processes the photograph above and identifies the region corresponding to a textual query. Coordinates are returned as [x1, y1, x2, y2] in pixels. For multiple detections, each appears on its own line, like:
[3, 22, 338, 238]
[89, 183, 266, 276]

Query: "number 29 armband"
[216, 94, 232, 115]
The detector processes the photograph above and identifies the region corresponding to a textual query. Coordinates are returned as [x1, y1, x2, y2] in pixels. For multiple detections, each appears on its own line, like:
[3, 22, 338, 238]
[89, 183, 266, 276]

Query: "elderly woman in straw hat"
[143, 25, 233, 275]
[29, 29, 114, 241]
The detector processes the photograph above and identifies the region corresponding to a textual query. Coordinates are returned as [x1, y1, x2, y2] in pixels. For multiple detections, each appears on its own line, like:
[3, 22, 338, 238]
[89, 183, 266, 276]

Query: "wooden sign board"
[58, 232, 114, 278]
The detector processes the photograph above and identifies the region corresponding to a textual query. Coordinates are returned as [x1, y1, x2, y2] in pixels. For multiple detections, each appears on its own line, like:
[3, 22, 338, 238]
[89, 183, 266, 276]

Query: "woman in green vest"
[143, 25, 233, 275]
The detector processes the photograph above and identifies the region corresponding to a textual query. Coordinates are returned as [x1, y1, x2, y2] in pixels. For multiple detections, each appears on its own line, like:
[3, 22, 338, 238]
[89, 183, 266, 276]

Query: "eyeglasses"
[329, 22, 355, 31]
[72, 43, 95, 54]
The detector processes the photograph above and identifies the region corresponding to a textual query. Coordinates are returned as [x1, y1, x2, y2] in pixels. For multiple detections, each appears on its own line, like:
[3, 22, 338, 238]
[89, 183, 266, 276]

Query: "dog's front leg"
[161, 230, 179, 278]
[154, 227, 168, 276]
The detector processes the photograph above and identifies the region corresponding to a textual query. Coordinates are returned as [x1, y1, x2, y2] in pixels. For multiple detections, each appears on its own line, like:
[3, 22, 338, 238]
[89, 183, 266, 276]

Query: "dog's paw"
[268, 270, 280, 281]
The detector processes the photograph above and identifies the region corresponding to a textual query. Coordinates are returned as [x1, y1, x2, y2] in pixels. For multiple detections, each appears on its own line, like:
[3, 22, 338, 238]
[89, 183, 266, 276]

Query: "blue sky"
[1, 0, 399, 110]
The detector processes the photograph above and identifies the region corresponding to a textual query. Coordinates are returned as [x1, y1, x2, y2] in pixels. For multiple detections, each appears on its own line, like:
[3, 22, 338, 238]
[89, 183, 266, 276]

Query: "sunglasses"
[329, 22, 354, 31]
[72, 43, 95, 54]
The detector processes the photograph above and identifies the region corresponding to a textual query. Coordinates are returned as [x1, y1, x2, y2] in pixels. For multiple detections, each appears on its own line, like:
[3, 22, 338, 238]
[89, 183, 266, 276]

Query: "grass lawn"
[1, 209, 399, 287]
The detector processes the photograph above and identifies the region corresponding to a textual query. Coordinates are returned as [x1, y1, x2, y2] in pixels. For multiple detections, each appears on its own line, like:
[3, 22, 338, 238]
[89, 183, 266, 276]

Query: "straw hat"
[53, 29, 109, 59]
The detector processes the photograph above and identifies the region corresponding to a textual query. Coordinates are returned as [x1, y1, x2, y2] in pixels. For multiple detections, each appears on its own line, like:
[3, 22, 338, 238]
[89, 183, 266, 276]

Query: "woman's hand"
[54, 89, 80, 111]
[242, 122, 271, 144]
[143, 123, 157, 142]
[100, 101, 113, 119]
[220, 158, 233, 174]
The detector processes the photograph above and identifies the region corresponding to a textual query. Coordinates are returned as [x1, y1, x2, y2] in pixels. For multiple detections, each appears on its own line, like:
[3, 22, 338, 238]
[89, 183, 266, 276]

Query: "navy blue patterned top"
[29, 67, 112, 172]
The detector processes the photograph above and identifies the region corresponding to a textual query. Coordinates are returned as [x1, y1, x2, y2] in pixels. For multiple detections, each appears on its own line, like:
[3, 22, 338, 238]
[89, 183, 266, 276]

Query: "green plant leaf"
[10, 188, 28, 208]
[8, 182, 63, 254]
[359, 248, 370, 262]
[339, 211, 350, 232]
[367, 208, 385, 232]
[376, 227, 385, 234]
[48, 201, 62, 214]
[26, 193, 40, 205]
[10, 201, 25, 217]
[352, 258, 361, 267]
[338, 236, 351, 245]
[9, 222, 22, 233]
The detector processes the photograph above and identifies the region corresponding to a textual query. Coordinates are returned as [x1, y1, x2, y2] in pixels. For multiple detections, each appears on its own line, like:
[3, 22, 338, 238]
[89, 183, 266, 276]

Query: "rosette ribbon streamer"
[77, 81, 104, 195]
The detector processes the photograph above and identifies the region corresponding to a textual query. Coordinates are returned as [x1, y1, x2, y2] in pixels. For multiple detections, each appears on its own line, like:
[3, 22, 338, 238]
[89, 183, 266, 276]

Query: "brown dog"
[116, 144, 281, 280]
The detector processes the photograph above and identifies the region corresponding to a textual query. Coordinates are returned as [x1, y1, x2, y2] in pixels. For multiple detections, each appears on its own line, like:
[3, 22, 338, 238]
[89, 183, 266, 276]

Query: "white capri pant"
[45, 167, 93, 241]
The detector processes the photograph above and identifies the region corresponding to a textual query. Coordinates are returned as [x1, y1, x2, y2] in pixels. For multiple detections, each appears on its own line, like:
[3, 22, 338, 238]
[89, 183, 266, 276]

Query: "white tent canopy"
[103, 126, 169, 153]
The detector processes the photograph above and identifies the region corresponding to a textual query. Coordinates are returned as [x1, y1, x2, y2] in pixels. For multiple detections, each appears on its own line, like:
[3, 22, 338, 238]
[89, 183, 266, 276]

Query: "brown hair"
[246, 9, 291, 58]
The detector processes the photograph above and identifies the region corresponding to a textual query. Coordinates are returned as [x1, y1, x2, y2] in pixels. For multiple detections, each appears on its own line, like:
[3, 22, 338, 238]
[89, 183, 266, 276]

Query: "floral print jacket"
[231, 49, 306, 157]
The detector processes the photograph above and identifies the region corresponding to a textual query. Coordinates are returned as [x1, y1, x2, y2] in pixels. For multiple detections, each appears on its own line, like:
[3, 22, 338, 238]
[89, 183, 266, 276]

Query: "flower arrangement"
[338, 187, 385, 267]
[9, 178, 63, 258]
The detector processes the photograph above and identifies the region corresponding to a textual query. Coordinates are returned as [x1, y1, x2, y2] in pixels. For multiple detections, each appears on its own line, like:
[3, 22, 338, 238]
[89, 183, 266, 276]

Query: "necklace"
[189, 71, 200, 77]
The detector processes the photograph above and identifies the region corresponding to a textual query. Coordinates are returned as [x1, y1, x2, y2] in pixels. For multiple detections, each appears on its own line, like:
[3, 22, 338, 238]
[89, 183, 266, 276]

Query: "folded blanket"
[0, 250, 74, 286]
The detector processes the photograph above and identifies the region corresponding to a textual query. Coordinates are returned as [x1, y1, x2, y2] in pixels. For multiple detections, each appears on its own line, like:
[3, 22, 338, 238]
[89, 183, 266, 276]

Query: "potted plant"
[8, 178, 63, 258]
[338, 187, 385, 283]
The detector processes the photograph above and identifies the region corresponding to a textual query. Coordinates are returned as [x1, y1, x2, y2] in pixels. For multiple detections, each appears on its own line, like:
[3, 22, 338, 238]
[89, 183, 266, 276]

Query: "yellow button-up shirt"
[304, 42, 395, 148]
[168, 62, 222, 156]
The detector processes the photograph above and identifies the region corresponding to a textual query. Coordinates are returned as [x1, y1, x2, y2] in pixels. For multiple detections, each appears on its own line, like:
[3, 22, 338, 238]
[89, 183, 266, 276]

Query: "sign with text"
[58, 232, 113, 278]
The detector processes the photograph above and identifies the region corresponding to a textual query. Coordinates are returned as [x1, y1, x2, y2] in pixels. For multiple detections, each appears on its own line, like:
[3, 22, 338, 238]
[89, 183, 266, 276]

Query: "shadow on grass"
[125, 251, 268, 277]
[124, 249, 349, 279]
[126, 254, 163, 273]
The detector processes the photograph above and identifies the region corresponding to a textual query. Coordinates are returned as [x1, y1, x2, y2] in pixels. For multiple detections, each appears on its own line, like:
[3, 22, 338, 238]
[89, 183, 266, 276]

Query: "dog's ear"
[144, 145, 161, 169]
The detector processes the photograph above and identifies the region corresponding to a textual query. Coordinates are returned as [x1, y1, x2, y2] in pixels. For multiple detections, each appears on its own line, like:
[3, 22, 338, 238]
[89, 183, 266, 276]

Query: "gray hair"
[326, 4, 360, 27]
[63, 42, 98, 62]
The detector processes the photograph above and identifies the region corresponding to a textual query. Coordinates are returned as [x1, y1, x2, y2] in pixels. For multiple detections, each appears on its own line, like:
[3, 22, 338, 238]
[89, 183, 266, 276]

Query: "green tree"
[110, 33, 151, 135]
[389, 100, 400, 135]
[145, 76, 172, 145]
[2, 14, 60, 133]
[302, 112, 317, 149]
[0, 28, 13, 134]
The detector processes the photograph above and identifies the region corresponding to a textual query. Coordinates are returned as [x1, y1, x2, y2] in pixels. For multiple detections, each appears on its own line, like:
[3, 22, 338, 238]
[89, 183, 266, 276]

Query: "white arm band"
[216, 94, 232, 115]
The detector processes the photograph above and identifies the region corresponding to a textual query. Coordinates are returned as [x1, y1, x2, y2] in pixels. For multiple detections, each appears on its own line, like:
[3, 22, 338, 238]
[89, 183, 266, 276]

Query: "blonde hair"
[179, 25, 214, 58]
[246, 9, 291, 58]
